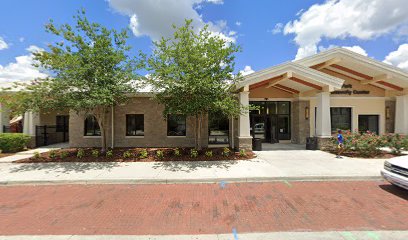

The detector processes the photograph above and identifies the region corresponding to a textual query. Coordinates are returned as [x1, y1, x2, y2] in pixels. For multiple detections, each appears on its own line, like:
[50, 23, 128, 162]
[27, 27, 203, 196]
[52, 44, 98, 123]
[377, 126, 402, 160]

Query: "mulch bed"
[14, 147, 256, 163]
[0, 153, 15, 158]
[325, 150, 404, 159]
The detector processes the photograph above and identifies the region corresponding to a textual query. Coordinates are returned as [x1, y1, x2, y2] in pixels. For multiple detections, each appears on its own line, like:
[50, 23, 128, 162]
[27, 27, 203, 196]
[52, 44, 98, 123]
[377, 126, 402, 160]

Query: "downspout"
[231, 117, 234, 149]
[111, 105, 114, 149]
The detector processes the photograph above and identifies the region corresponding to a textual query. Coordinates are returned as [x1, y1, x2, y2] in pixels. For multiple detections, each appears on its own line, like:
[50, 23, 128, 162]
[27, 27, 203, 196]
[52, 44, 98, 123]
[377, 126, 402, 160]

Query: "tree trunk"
[195, 113, 203, 150]
[95, 107, 108, 152]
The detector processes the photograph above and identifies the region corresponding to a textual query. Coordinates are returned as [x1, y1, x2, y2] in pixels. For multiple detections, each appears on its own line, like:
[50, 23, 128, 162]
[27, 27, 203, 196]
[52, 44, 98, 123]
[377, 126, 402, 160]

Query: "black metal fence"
[2, 126, 11, 133]
[35, 125, 69, 147]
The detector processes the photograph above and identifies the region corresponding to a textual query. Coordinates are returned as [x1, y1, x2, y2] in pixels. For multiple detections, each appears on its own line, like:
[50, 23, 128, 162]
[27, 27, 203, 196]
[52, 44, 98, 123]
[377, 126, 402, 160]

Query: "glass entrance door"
[250, 101, 291, 142]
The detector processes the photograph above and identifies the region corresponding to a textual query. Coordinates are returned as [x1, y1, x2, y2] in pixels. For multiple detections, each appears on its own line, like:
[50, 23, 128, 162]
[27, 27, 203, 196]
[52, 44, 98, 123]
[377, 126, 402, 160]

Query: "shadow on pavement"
[152, 160, 241, 173]
[379, 184, 408, 200]
[8, 162, 120, 174]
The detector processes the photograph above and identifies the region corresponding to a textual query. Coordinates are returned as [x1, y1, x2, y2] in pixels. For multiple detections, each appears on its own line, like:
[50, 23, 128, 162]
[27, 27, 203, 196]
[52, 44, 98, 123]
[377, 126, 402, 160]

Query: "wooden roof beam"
[274, 84, 300, 94]
[330, 64, 372, 80]
[289, 76, 323, 90]
[361, 74, 391, 85]
[265, 72, 292, 88]
[311, 57, 342, 70]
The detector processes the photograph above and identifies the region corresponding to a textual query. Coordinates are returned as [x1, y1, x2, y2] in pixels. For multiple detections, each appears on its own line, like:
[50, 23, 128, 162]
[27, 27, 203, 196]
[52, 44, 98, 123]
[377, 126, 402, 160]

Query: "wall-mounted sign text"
[331, 84, 370, 95]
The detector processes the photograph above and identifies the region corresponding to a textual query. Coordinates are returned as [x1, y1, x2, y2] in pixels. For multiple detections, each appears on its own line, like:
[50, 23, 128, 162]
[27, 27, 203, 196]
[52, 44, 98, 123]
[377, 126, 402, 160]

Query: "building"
[2, 48, 408, 150]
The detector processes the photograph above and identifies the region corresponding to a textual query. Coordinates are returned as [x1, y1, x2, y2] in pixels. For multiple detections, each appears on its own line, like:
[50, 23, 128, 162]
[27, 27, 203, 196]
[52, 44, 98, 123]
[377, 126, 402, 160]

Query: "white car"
[381, 157, 408, 190]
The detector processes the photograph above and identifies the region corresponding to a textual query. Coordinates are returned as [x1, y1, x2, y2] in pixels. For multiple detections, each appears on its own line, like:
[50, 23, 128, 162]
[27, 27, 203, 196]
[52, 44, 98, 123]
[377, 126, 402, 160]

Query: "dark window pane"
[126, 114, 144, 136]
[278, 102, 290, 114]
[358, 115, 379, 134]
[56, 115, 69, 132]
[209, 114, 229, 144]
[249, 101, 266, 115]
[84, 115, 101, 136]
[167, 115, 186, 136]
[330, 107, 351, 132]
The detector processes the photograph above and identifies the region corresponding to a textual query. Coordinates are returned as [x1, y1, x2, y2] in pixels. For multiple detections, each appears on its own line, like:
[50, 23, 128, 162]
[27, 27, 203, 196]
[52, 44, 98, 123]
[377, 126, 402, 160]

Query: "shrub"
[330, 131, 384, 157]
[33, 151, 41, 159]
[77, 149, 85, 158]
[123, 150, 133, 159]
[156, 150, 164, 159]
[91, 149, 99, 158]
[190, 149, 198, 158]
[49, 150, 57, 159]
[106, 149, 113, 158]
[221, 147, 231, 157]
[239, 149, 247, 157]
[383, 134, 408, 155]
[174, 148, 181, 157]
[139, 149, 148, 159]
[60, 151, 68, 159]
[205, 150, 213, 157]
[0, 133, 31, 153]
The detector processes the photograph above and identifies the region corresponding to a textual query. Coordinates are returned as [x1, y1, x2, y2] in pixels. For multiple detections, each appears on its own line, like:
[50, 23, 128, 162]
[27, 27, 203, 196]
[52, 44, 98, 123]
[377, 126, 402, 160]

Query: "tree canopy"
[142, 19, 244, 149]
[1, 10, 140, 150]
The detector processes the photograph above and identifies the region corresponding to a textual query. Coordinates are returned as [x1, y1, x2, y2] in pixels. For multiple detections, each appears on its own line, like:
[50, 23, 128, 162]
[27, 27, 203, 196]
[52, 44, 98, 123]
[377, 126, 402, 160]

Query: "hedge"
[0, 133, 31, 153]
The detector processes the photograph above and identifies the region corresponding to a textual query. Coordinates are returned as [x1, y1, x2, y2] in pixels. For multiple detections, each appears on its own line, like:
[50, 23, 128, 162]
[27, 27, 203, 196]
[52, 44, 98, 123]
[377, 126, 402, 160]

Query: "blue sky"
[1, 0, 408, 85]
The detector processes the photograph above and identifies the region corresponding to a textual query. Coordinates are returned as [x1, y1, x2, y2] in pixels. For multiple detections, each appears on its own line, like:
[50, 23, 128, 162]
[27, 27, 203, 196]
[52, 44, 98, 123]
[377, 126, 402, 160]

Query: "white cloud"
[270, 23, 283, 35]
[0, 37, 8, 50]
[0, 45, 47, 88]
[19, 37, 25, 43]
[284, 0, 408, 59]
[240, 65, 255, 76]
[383, 44, 408, 71]
[109, 0, 235, 43]
[235, 21, 241, 27]
[342, 46, 368, 56]
[318, 45, 368, 56]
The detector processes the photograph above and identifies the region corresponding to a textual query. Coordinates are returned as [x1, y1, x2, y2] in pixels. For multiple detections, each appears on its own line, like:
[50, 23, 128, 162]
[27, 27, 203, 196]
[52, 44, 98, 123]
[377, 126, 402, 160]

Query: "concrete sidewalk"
[0, 149, 391, 185]
[0, 142, 69, 163]
[1, 231, 407, 240]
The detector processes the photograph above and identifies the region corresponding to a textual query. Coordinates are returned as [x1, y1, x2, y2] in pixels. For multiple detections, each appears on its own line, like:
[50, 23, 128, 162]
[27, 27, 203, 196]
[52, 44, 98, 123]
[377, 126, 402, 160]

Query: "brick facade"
[69, 97, 209, 148]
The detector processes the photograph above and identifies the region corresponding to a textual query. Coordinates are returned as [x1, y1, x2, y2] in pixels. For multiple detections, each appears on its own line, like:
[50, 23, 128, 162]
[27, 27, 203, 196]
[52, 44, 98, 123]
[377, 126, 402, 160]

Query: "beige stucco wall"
[309, 97, 387, 136]
[69, 97, 209, 148]
[249, 86, 293, 99]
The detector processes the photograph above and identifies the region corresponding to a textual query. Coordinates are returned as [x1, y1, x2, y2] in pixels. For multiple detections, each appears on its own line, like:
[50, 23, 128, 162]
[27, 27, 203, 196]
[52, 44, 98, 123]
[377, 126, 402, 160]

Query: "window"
[84, 115, 101, 136]
[358, 115, 379, 134]
[56, 115, 69, 132]
[167, 115, 186, 136]
[126, 114, 144, 136]
[330, 107, 351, 132]
[208, 115, 229, 144]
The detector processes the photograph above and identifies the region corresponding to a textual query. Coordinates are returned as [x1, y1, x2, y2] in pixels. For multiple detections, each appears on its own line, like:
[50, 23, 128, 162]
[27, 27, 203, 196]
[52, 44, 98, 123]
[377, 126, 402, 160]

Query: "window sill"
[167, 136, 186, 138]
[125, 136, 145, 138]
[83, 136, 101, 138]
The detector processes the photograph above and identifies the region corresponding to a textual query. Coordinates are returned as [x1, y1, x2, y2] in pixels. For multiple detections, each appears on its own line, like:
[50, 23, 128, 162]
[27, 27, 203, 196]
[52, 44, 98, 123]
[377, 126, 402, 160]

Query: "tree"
[1, 10, 140, 151]
[142, 19, 244, 150]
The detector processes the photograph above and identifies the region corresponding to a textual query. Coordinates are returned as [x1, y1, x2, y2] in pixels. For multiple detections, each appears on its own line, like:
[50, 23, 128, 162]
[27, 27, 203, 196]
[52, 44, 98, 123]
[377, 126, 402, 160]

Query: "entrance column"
[395, 94, 408, 134]
[23, 111, 40, 147]
[237, 89, 252, 150]
[316, 91, 331, 137]
[0, 103, 10, 133]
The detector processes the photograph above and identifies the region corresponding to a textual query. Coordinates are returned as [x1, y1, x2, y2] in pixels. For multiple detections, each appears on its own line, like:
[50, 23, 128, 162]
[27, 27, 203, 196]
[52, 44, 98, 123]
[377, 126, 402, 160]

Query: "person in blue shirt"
[336, 129, 344, 158]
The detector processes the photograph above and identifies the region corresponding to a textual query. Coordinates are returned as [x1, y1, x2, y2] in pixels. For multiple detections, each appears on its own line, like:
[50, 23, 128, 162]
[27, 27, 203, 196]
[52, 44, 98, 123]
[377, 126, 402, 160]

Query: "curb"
[0, 175, 384, 186]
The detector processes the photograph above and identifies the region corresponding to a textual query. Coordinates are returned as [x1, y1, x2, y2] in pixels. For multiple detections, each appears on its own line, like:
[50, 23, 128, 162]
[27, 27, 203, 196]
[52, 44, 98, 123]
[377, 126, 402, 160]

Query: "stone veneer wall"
[291, 100, 310, 144]
[69, 97, 208, 148]
[385, 100, 395, 133]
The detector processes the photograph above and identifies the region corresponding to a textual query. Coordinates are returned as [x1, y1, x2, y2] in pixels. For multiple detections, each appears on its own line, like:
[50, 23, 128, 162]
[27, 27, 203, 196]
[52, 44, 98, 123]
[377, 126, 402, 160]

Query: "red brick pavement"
[0, 181, 407, 235]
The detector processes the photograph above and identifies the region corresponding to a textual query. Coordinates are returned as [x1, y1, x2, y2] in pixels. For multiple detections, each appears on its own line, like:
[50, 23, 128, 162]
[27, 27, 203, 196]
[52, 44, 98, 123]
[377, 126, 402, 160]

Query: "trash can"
[306, 137, 318, 150]
[252, 138, 262, 151]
